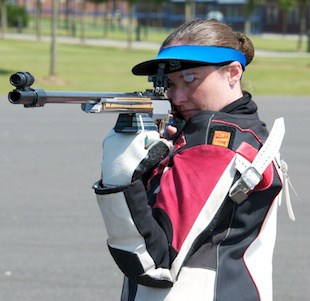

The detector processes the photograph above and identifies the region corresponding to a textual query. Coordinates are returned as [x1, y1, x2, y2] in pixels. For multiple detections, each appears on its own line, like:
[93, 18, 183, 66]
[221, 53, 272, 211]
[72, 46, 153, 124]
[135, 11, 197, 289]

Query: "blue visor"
[132, 45, 246, 75]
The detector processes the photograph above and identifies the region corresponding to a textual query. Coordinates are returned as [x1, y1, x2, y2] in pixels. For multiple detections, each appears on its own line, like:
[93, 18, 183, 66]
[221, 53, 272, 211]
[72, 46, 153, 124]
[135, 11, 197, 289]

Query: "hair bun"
[235, 32, 255, 66]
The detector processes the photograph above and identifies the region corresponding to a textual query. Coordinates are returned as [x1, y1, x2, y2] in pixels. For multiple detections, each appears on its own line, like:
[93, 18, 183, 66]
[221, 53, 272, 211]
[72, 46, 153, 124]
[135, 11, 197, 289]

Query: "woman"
[94, 19, 288, 301]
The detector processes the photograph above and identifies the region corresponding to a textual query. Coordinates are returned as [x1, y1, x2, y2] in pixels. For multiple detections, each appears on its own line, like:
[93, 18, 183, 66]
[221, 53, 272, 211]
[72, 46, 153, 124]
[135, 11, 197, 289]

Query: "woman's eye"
[182, 70, 195, 83]
[167, 80, 175, 88]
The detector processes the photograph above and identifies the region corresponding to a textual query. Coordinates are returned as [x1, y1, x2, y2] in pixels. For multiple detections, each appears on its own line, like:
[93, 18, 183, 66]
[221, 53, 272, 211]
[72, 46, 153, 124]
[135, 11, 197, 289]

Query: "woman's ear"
[226, 62, 243, 87]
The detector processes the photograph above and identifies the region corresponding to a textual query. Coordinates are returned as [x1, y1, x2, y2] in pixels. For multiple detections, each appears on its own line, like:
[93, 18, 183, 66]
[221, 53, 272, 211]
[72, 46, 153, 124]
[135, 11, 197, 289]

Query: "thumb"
[144, 131, 160, 149]
[166, 125, 178, 137]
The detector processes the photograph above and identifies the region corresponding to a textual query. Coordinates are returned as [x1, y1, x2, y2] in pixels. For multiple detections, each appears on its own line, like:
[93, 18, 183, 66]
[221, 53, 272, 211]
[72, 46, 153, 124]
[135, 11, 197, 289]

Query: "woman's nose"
[168, 87, 187, 106]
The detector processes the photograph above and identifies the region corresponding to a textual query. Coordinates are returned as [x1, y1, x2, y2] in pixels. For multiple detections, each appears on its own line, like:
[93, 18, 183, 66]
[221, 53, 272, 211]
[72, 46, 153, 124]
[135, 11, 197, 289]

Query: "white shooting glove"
[101, 129, 171, 187]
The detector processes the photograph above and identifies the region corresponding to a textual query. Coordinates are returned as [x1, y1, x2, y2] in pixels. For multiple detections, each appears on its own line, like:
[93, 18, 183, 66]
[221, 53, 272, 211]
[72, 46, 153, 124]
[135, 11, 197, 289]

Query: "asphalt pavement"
[0, 95, 309, 300]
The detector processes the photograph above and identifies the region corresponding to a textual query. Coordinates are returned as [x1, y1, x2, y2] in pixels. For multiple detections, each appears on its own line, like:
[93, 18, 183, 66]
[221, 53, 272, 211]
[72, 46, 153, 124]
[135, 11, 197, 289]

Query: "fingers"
[166, 125, 178, 137]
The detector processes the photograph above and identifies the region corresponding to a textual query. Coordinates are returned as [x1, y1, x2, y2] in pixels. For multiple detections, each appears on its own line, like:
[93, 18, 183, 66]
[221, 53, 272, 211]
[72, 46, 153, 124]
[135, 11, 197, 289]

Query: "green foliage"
[87, 0, 108, 5]
[278, 0, 296, 11]
[245, 0, 265, 17]
[7, 4, 29, 28]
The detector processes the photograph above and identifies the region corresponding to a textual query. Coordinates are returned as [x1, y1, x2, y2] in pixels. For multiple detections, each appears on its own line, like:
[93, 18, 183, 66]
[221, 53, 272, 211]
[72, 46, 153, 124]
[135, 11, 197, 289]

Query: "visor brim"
[132, 59, 216, 75]
[131, 45, 246, 75]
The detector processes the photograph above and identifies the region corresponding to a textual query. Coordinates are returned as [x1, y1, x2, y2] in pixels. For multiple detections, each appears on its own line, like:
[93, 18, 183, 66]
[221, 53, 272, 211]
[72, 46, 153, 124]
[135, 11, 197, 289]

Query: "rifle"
[8, 71, 174, 136]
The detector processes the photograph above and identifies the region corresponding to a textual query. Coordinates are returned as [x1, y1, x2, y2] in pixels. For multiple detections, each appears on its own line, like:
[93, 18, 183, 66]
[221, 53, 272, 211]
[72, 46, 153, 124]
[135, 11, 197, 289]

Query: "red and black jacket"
[94, 93, 283, 301]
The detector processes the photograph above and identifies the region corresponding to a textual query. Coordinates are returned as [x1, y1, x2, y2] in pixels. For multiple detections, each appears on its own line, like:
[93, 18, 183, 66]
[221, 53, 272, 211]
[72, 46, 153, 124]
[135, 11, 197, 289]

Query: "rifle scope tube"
[10, 72, 35, 89]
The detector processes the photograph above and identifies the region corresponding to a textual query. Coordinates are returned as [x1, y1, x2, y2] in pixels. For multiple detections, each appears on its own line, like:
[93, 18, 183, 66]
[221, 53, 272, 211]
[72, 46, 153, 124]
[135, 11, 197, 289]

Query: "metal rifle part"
[7, 71, 174, 134]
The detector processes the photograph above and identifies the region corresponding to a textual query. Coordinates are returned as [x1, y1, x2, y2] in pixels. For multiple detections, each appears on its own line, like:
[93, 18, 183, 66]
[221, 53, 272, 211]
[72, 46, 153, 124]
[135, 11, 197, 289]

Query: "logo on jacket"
[212, 130, 231, 148]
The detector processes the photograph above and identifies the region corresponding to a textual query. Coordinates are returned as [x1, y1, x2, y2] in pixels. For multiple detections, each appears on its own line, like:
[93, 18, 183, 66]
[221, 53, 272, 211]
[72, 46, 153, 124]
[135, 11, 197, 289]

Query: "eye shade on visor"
[132, 45, 247, 75]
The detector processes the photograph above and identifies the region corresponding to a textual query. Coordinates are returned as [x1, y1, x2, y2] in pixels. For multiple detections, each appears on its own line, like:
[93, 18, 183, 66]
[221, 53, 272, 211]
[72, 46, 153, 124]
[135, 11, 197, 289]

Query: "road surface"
[0, 95, 309, 300]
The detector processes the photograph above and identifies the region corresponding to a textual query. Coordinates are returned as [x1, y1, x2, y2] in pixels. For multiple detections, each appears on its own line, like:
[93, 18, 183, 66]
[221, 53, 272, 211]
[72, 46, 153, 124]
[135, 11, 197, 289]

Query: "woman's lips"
[179, 109, 198, 119]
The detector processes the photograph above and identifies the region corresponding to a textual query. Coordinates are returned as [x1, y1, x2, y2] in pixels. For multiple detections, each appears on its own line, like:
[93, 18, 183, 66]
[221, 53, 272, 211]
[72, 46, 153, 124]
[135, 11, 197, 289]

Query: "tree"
[87, 0, 109, 38]
[50, 0, 59, 77]
[0, 0, 7, 38]
[185, 0, 195, 22]
[296, 0, 310, 50]
[278, 0, 295, 34]
[64, 0, 77, 37]
[280, 0, 310, 50]
[135, 0, 166, 41]
[126, 0, 137, 49]
[244, 0, 265, 34]
[35, 0, 43, 41]
[80, 0, 87, 43]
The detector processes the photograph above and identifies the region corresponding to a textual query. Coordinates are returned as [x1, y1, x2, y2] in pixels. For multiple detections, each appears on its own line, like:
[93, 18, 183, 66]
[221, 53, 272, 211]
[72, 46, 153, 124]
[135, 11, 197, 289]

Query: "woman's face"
[166, 65, 242, 121]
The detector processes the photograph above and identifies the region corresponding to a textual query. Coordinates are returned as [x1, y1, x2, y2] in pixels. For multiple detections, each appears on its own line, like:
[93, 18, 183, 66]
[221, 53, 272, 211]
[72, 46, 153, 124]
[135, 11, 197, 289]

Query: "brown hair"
[161, 19, 255, 66]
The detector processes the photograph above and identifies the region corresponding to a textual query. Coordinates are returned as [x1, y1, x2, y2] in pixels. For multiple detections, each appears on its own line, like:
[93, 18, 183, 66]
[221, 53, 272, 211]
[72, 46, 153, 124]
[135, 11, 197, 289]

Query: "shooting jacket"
[94, 93, 285, 301]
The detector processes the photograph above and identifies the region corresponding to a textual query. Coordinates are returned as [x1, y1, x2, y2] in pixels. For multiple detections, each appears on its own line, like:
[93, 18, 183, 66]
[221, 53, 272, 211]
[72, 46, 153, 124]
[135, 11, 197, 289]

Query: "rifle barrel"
[8, 89, 163, 106]
[7, 72, 171, 118]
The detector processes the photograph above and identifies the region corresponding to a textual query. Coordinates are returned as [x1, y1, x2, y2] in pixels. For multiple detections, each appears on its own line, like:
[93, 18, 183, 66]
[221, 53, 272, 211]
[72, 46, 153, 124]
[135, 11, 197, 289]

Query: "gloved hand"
[101, 129, 171, 187]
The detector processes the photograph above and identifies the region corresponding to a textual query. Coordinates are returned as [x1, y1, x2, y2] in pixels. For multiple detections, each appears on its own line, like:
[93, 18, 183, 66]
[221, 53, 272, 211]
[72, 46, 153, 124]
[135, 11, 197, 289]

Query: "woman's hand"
[166, 125, 178, 137]
[101, 129, 172, 187]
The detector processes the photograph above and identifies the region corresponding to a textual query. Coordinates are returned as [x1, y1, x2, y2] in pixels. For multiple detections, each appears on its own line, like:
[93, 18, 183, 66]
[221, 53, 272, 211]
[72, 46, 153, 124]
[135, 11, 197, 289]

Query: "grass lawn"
[1, 39, 310, 96]
[244, 56, 310, 95]
[0, 39, 156, 93]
